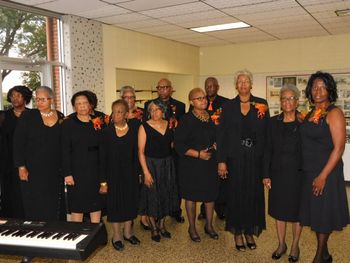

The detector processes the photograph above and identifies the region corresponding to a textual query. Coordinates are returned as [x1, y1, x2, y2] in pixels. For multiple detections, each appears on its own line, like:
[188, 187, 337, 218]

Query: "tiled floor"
[1, 186, 350, 263]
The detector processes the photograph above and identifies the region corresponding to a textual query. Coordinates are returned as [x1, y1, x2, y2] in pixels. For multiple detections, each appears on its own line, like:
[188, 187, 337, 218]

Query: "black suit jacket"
[143, 97, 186, 122]
[263, 113, 302, 179]
[216, 95, 270, 162]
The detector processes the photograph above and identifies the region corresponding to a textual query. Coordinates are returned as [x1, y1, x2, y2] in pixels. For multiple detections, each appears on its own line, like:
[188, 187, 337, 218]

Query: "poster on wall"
[266, 73, 350, 143]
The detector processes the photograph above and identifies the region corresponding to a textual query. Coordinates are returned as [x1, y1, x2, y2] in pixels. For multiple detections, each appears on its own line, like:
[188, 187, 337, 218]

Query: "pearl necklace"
[40, 110, 54, 117]
[114, 123, 128, 131]
[192, 110, 209, 122]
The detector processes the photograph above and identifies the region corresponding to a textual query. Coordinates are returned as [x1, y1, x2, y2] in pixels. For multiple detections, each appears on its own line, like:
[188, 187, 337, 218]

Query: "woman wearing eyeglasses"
[13, 86, 65, 221]
[120, 86, 144, 122]
[263, 84, 303, 262]
[174, 88, 219, 242]
[217, 69, 269, 251]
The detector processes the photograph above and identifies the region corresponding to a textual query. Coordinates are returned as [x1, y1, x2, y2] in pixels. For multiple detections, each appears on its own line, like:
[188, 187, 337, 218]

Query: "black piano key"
[27, 230, 41, 238]
[11, 230, 23, 237]
[3, 229, 18, 236]
[52, 232, 66, 239]
[44, 232, 55, 239]
[63, 233, 74, 240]
[71, 233, 82, 241]
[18, 230, 31, 237]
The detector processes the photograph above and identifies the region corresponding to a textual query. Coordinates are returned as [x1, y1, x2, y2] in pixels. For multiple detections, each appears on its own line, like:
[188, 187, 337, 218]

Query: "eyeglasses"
[281, 96, 298, 102]
[122, 96, 135, 100]
[157, 85, 171, 90]
[149, 108, 162, 113]
[35, 97, 51, 102]
[191, 96, 207, 101]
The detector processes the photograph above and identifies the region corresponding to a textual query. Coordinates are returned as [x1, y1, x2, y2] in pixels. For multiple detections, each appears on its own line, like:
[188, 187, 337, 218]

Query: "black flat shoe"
[188, 229, 201, 242]
[272, 244, 287, 260]
[204, 226, 219, 240]
[112, 239, 124, 251]
[140, 220, 151, 231]
[123, 235, 141, 245]
[159, 228, 171, 238]
[235, 244, 246, 252]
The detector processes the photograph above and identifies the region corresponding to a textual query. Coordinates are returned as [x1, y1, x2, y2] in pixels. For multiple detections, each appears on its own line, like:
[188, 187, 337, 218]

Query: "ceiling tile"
[76, 5, 130, 19]
[98, 12, 149, 24]
[203, 0, 275, 9]
[116, 0, 197, 12]
[36, 0, 106, 14]
[140, 2, 212, 18]
[11, 0, 55, 5]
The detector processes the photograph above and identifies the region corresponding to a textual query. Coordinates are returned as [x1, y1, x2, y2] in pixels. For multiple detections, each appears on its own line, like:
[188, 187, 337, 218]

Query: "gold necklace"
[114, 123, 128, 131]
[40, 110, 54, 117]
[192, 110, 209, 122]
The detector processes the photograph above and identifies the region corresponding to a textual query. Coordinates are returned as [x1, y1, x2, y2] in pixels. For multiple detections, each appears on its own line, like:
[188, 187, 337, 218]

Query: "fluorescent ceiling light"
[335, 9, 350, 16]
[190, 22, 250, 33]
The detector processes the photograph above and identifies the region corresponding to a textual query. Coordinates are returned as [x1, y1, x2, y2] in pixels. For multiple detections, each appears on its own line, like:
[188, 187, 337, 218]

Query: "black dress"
[264, 114, 302, 222]
[217, 96, 269, 237]
[0, 109, 25, 218]
[13, 109, 65, 221]
[139, 122, 179, 218]
[299, 105, 349, 233]
[174, 112, 219, 202]
[61, 114, 103, 213]
[100, 122, 139, 222]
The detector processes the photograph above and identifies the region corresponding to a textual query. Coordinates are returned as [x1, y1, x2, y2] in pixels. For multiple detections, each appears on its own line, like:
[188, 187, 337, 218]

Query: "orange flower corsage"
[132, 108, 143, 120]
[91, 116, 103, 130]
[251, 102, 268, 119]
[309, 108, 327, 124]
[169, 116, 178, 130]
[210, 108, 222, 125]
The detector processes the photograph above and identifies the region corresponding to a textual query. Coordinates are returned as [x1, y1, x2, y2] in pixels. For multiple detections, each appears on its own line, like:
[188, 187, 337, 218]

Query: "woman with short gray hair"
[263, 84, 303, 262]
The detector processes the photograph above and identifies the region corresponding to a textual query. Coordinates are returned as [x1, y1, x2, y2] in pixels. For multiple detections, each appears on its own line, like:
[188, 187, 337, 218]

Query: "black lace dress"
[138, 122, 179, 219]
[299, 105, 349, 233]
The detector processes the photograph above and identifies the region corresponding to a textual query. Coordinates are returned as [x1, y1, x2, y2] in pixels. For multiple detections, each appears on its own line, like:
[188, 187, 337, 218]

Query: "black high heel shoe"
[272, 244, 287, 260]
[159, 228, 171, 238]
[150, 228, 161, 242]
[188, 228, 201, 242]
[204, 226, 219, 240]
[288, 247, 300, 262]
[234, 235, 246, 252]
[244, 235, 257, 250]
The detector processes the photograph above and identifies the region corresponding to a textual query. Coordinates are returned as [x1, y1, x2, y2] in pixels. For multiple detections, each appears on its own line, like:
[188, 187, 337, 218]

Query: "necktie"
[208, 101, 213, 111]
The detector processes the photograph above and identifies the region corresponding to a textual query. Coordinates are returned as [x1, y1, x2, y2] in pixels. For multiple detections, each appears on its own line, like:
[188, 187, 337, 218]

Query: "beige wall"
[199, 33, 350, 99]
[103, 25, 199, 112]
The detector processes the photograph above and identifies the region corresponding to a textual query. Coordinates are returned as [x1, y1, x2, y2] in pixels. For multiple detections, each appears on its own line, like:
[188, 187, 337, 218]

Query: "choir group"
[0, 70, 348, 263]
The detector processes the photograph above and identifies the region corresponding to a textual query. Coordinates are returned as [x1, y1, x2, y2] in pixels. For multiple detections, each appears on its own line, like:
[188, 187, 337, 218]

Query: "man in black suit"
[198, 77, 229, 220]
[143, 78, 186, 223]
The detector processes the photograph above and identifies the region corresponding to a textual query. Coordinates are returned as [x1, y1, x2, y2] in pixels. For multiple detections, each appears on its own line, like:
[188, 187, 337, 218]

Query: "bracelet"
[197, 150, 200, 159]
[100, 182, 107, 187]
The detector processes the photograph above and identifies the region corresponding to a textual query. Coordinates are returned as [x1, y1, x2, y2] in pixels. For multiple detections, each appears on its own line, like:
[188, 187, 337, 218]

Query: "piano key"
[2, 229, 17, 236]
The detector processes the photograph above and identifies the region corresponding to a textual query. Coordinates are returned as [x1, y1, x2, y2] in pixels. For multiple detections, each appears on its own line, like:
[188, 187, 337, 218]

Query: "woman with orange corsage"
[62, 91, 107, 223]
[217, 69, 269, 251]
[299, 71, 348, 263]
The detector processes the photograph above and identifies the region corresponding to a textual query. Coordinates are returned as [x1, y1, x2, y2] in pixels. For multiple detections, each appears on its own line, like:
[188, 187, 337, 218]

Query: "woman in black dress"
[62, 91, 105, 223]
[120, 86, 149, 229]
[175, 88, 219, 242]
[100, 100, 140, 251]
[217, 69, 269, 251]
[0, 86, 32, 218]
[138, 100, 178, 242]
[13, 86, 64, 221]
[263, 84, 303, 262]
[299, 72, 348, 263]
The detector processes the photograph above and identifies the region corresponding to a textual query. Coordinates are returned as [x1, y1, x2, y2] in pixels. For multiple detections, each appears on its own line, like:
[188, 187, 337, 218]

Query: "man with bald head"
[143, 78, 186, 223]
